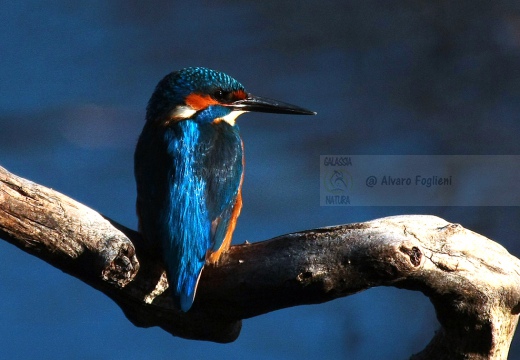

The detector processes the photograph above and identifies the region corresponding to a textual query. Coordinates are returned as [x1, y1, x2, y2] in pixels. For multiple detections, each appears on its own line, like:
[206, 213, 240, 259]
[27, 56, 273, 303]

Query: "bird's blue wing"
[136, 121, 211, 312]
[199, 121, 243, 257]
[163, 121, 212, 311]
[135, 120, 242, 312]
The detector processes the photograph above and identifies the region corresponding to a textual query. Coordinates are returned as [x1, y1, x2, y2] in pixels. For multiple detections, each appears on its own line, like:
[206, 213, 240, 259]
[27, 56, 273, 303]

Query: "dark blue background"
[1, 2, 519, 359]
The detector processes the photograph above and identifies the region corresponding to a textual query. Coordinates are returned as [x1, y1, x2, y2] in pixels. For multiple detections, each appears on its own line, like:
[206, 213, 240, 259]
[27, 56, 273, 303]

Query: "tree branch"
[0, 165, 519, 358]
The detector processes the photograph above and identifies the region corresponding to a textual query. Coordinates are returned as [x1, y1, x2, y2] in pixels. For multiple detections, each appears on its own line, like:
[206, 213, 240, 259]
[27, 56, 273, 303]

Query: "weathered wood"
[0, 165, 519, 358]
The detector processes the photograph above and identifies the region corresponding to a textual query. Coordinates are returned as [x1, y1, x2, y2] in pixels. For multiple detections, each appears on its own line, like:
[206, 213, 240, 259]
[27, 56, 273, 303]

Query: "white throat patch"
[168, 106, 246, 126]
[217, 110, 247, 126]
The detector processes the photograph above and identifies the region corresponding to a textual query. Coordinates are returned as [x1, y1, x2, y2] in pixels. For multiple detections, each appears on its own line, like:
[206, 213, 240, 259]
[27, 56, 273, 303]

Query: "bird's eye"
[213, 89, 233, 103]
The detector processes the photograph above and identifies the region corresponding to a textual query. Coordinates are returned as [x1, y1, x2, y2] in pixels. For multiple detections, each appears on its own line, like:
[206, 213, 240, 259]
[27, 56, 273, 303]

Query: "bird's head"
[146, 67, 315, 126]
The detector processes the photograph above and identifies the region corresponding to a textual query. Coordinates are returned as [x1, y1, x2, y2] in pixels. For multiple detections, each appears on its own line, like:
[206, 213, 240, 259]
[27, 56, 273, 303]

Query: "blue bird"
[134, 67, 315, 312]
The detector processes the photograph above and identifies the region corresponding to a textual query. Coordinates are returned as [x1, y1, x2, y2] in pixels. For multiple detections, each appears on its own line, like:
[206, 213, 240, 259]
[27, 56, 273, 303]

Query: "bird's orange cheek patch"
[232, 90, 247, 100]
[185, 93, 219, 110]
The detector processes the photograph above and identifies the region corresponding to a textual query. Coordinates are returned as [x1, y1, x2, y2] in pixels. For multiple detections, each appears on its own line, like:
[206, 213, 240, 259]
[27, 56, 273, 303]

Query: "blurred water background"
[1, 2, 519, 359]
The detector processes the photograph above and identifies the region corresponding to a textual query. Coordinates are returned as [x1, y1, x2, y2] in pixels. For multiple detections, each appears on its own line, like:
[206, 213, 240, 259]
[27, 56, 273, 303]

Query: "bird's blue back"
[135, 68, 244, 311]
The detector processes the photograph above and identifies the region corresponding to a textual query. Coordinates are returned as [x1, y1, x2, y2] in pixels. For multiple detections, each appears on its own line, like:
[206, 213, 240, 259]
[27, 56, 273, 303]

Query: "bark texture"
[0, 165, 519, 359]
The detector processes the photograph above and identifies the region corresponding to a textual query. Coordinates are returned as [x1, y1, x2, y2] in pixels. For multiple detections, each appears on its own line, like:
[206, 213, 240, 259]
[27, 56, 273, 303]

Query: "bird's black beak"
[228, 94, 316, 115]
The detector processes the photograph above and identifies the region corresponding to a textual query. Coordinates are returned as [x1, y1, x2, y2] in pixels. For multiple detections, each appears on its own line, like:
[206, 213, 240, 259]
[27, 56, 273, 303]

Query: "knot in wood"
[400, 245, 422, 267]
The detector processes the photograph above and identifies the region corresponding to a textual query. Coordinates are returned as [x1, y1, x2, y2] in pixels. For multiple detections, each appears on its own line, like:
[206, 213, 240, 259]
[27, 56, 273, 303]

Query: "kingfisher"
[134, 67, 315, 312]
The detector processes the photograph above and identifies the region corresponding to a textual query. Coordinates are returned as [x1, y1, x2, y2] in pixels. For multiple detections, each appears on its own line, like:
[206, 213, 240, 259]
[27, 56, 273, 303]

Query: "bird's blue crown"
[146, 67, 246, 123]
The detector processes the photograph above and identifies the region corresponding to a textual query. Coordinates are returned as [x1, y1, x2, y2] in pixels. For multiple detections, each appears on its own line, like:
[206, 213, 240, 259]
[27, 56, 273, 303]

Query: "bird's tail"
[171, 266, 203, 312]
